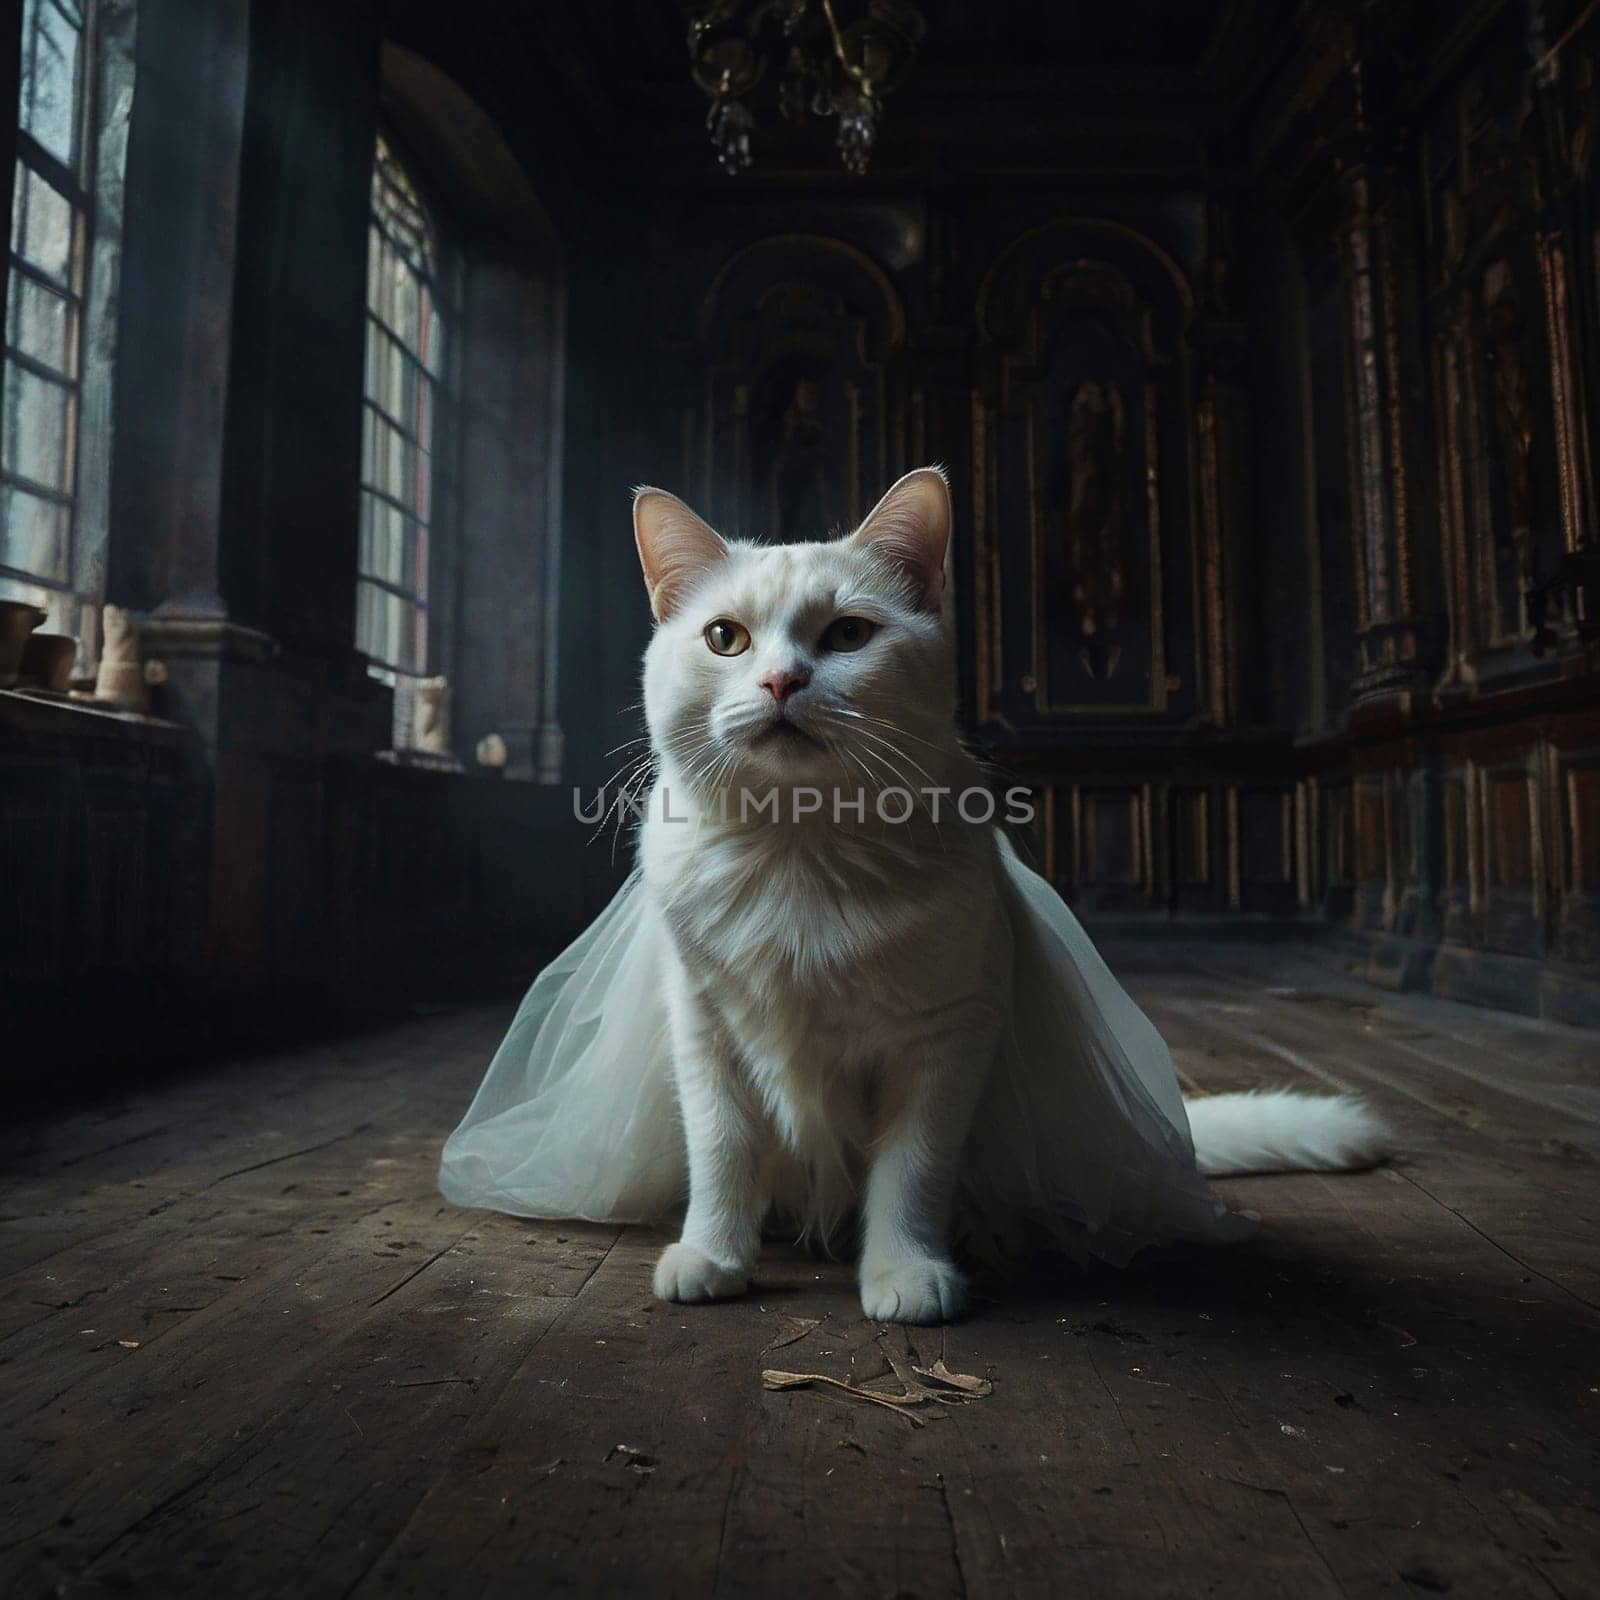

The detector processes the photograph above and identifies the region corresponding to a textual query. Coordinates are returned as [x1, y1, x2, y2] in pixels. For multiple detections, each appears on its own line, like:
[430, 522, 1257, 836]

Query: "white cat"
[631, 467, 1383, 1323]
[437, 466, 1387, 1325]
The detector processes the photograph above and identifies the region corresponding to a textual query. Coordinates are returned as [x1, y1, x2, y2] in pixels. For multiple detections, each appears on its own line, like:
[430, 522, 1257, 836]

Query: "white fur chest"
[640, 788, 1001, 1071]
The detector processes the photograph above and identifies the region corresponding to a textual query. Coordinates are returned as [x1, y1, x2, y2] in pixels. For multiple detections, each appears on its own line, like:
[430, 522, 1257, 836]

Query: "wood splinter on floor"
[762, 1339, 994, 1427]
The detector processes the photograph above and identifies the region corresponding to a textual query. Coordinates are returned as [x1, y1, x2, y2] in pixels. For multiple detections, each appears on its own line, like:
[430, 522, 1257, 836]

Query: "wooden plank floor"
[2, 946, 1597, 1599]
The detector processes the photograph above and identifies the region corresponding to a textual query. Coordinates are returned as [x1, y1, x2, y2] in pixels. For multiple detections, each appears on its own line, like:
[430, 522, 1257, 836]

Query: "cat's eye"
[704, 618, 751, 657]
[820, 616, 877, 653]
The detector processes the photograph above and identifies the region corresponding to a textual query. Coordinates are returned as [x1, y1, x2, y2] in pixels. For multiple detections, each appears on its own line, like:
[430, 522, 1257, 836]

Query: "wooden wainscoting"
[1305, 685, 1600, 1022]
[1007, 745, 1302, 927]
[991, 686, 1600, 1021]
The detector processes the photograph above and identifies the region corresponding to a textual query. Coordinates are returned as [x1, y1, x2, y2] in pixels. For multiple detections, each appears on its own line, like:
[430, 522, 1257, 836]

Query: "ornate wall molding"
[692, 232, 906, 538]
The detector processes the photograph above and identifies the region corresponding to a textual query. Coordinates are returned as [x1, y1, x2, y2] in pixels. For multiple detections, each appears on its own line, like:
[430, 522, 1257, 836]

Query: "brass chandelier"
[688, 1, 927, 176]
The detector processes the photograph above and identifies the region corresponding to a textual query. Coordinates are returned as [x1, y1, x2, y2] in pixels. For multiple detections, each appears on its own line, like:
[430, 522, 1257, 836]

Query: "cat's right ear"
[849, 466, 951, 612]
[632, 488, 730, 622]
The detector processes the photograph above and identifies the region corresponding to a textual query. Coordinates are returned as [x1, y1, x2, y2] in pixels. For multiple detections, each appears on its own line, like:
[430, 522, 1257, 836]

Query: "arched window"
[359, 46, 566, 779]
[356, 132, 454, 679]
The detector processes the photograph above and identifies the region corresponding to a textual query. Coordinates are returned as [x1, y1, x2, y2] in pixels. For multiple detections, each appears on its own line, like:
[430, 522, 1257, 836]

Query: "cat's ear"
[632, 487, 730, 621]
[848, 466, 951, 611]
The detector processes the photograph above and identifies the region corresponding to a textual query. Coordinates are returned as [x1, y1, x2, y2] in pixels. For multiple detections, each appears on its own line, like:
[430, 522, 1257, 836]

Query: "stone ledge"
[0, 687, 187, 744]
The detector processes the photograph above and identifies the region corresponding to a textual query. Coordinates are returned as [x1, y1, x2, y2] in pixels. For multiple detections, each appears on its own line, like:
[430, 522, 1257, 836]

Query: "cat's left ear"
[848, 466, 951, 612]
[633, 487, 730, 622]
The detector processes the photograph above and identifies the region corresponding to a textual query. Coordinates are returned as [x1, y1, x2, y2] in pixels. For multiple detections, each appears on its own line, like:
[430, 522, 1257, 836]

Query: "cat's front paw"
[652, 1241, 750, 1304]
[859, 1255, 967, 1324]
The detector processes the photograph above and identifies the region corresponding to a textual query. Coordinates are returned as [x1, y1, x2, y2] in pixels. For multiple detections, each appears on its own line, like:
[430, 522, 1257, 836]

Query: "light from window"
[1, 0, 89, 622]
[357, 134, 445, 678]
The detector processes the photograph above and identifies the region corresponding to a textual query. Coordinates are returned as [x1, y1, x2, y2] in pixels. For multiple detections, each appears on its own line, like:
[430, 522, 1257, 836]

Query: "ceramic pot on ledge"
[0, 599, 48, 688]
[21, 632, 79, 692]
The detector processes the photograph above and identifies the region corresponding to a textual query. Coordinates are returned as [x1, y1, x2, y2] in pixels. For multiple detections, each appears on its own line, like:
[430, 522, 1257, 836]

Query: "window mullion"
[1, 465, 76, 504]
[3, 343, 82, 390]
[358, 570, 430, 605]
[14, 134, 90, 211]
[362, 394, 429, 453]
[360, 480, 430, 528]
[0, 559, 73, 592]
[8, 252, 87, 308]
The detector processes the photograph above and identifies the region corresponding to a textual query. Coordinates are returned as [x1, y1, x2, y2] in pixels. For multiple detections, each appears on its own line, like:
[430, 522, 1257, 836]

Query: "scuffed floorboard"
[1, 946, 1596, 1597]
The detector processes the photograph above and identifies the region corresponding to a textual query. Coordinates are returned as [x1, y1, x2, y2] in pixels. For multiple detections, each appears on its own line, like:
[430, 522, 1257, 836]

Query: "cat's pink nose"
[760, 667, 811, 704]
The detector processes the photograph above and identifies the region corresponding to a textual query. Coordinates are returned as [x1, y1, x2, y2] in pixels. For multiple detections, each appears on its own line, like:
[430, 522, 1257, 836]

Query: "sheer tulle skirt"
[438, 833, 1254, 1263]
[437, 878, 685, 1224]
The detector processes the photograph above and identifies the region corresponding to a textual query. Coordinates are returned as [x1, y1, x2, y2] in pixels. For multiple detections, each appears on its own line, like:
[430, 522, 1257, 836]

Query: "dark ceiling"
[385, 0, 1291, 190]
[569, 0, 1240, 81]
[865, 0, 1234, 66]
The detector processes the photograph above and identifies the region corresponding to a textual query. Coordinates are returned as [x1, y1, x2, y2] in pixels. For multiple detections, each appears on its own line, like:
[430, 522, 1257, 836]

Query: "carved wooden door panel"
[972, 221, 1200, 739]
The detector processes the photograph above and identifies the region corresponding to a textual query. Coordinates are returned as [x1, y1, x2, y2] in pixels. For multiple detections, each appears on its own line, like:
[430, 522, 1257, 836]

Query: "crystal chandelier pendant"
[834, 87, 877, 176]
[707, 95, 755, 176]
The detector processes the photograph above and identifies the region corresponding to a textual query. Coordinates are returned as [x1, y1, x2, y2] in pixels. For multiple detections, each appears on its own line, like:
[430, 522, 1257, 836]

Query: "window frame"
[355, 124, 462, 683]
[2, 0, 97, 612]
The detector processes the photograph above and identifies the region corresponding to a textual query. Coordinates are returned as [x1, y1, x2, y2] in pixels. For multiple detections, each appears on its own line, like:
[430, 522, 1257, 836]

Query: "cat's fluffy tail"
[1185, 1090, 1389, 1177]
